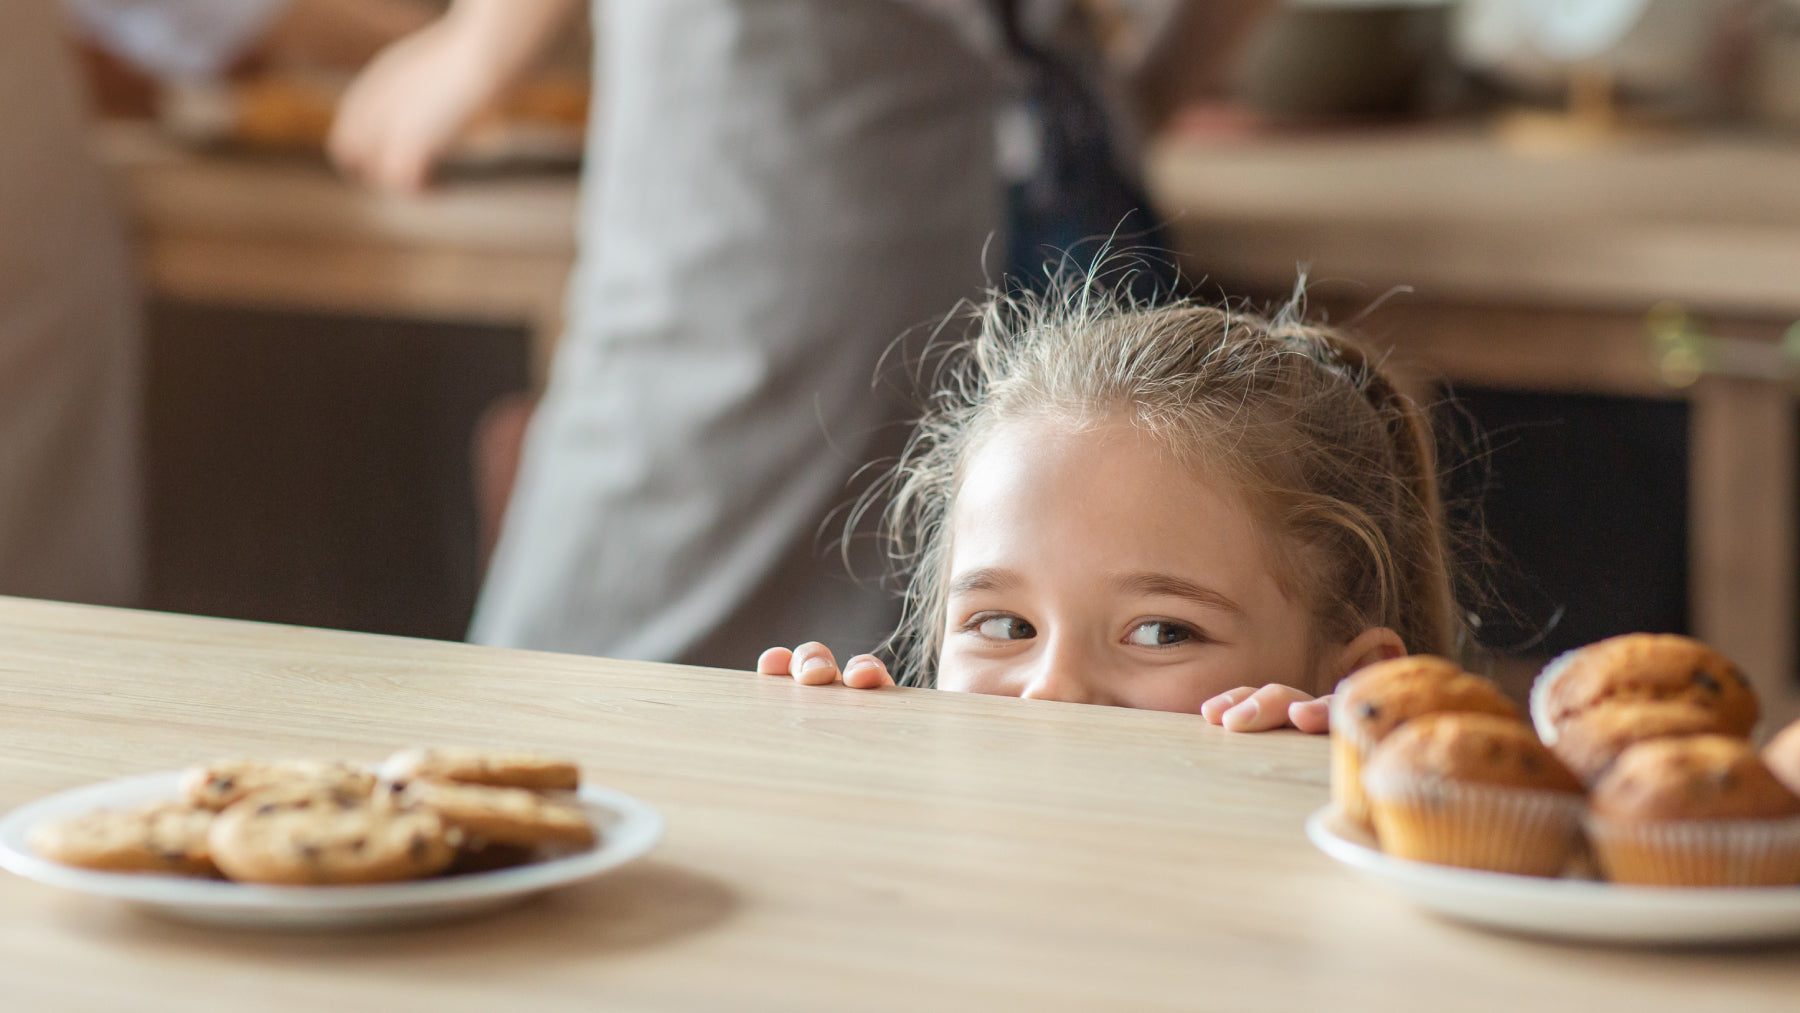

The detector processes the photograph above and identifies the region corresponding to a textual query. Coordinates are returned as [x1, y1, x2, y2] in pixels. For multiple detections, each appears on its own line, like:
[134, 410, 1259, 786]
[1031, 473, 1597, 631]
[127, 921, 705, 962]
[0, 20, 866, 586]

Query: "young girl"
[757, 282, 1459, 734]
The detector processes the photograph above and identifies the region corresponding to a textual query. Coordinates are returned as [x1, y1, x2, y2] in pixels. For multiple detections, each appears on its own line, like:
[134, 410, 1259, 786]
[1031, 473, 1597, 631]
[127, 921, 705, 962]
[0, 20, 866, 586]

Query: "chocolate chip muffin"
[1329, 656, 1520, 828]
[1361, 712, 1584, 876]
[1588, 735, 1800, 886]
[1552, 700, 1736, 786]
[1530, 634, 1758, 747]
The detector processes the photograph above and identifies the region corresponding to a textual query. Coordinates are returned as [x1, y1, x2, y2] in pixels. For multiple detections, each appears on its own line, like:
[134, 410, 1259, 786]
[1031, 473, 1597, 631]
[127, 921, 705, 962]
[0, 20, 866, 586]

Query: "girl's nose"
[1019, 637, 1110, 706]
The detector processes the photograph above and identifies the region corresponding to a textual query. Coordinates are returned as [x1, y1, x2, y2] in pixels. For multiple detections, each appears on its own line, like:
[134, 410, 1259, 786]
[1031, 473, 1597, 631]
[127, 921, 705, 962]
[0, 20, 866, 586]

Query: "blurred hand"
[328, 17, 501, 193]
[331, 0, 580, 193]
[756, 643, 896, 690]
[1201, 685, 1331, 734]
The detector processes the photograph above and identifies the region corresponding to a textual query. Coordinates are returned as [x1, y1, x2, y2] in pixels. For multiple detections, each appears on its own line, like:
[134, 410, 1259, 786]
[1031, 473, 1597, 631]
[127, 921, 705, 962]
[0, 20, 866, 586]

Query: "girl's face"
[935, 416, 1329, 712]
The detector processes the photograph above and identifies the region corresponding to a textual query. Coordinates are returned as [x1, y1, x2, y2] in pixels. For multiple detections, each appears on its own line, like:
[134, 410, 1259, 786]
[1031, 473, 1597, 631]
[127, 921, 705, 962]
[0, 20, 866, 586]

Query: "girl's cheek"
[934, 653, 1005, 695]
[933, 662, 977, 694]
[1134, 685, 1217, 715]
[1122, 662, 1248, 714]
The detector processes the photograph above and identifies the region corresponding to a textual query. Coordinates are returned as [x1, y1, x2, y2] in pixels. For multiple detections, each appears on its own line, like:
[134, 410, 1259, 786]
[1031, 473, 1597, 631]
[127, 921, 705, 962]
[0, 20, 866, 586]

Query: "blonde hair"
[876, 280, 1458, 693]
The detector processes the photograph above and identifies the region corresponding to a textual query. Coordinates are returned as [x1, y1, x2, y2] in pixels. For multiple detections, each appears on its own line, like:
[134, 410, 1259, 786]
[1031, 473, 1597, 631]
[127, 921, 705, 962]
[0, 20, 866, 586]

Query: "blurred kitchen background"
[23, 0, 1800, 704]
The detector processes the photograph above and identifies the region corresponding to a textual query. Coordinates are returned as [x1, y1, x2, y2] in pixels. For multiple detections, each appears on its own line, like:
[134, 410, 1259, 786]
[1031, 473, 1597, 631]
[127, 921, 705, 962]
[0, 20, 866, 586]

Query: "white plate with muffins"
[0, 750, 664, 929]
[1313, 636, 1800, 944]
[1307, 804, 1800, 943]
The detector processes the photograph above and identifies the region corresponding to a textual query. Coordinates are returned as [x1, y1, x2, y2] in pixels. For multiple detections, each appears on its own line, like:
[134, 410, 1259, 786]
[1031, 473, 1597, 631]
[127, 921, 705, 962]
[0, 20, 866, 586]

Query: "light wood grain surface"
[2, 597, 1797, 1011]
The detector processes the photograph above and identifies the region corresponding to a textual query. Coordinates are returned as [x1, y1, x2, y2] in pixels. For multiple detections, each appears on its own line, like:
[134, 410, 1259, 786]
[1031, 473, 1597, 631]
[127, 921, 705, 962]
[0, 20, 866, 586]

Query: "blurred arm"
[428, 0, 583, 97]
[329, 0, 582, 192]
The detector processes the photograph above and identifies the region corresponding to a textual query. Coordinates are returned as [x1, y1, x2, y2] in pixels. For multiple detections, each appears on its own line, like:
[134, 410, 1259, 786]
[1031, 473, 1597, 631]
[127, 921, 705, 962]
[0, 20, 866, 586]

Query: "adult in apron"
[338, 1, 1181, 667]
[0, 0, 143, 606]
[468, 1, 1008, 666]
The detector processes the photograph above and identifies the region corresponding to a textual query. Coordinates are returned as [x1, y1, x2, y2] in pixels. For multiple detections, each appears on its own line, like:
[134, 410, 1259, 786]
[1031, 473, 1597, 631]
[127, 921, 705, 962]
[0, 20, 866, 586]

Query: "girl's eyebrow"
[947, 567, 1019, 595]
[1114, 573, 1244, 615]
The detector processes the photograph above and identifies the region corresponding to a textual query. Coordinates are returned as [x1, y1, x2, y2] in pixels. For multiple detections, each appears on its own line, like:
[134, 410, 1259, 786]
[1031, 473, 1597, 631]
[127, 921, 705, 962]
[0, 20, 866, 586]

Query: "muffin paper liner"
[1528, 648, 1580, 746]
[1329, 734, 1370, 828]
[1362, 771, 1585, 877]
[1584, 814, 1800, 887]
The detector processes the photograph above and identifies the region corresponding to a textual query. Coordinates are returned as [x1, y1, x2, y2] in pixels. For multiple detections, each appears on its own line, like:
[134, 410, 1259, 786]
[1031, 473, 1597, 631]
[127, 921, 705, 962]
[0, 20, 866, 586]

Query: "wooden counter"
[98, 123, 579, 380]
[1150, 126, 1800, 726]
[2, 596, 1797, 1011]
[1148, 126, 1800, 320]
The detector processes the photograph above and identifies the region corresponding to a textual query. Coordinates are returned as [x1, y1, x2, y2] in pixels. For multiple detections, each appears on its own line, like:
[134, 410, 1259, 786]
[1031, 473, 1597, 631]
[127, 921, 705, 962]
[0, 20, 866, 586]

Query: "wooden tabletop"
[3, 596, 1796, 1011]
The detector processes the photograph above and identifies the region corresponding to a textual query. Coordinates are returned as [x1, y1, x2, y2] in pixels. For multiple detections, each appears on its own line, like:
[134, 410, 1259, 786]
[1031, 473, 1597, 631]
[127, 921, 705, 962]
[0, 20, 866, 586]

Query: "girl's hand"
[1201, 685, 1331, 734]
[756, 643, 895, 689]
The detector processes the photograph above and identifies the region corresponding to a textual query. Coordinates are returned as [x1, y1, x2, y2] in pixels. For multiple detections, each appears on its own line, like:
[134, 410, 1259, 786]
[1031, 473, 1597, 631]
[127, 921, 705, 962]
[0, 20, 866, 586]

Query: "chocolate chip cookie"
[207, 794, 454, 885]
[381, 748, 580, 792]
[385, 779, 594, 849]
[182, 759, 376, 811]
[30, 801, 217, 877]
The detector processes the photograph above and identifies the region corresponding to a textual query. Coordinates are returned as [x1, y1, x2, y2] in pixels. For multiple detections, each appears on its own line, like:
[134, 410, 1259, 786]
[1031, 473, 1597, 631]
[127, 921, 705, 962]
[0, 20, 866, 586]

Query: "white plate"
[1307, 804, 1800, 944]
[0, 771, 663, 929]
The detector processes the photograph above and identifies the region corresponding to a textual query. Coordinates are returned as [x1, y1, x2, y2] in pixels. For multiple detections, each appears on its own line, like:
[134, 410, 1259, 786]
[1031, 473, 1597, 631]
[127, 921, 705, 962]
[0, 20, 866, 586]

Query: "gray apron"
[470, 0, 1003, 666]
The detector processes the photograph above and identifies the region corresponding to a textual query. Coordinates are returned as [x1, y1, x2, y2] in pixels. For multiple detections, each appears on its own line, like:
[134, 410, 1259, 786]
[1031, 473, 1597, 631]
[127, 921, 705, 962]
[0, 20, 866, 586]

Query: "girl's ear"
[1328, 627, 1406, 684]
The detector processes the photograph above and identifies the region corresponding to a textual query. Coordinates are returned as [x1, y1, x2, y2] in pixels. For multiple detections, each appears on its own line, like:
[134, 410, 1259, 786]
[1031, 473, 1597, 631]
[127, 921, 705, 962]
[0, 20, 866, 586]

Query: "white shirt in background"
[62, 0, 292, 79]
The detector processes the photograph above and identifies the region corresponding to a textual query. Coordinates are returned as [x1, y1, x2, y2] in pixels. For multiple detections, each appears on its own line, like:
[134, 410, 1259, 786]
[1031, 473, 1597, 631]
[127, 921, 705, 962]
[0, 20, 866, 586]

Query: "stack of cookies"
[30, 748, 594, 886]
[1331, 634, 1800, 887]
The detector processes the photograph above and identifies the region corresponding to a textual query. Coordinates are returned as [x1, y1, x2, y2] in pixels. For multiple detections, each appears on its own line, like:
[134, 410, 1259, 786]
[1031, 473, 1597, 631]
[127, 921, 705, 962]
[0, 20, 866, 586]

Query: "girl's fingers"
[841, 655, 895, 689]
[755, 646, 794, 676]
[787, 642, 842, 686]
[757, 644, 890, 689]
[1201, 686, 1257, 724]
[1289, 696, 1332, 735]
[1222, 684, 1316, 733]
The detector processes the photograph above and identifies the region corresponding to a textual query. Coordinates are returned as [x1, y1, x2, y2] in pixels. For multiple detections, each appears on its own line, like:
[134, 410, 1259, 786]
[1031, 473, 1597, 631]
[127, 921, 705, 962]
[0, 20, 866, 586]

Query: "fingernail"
[846, 655, 875, 671]
[1228, 698, 1260, 725]
[801, 655, 831, 672]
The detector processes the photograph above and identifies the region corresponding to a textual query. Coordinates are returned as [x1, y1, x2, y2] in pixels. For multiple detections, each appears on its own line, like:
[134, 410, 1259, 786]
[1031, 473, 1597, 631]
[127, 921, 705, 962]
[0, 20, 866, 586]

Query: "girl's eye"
[972, 615, 1036, 641]
[1126, 621, 1199, 648]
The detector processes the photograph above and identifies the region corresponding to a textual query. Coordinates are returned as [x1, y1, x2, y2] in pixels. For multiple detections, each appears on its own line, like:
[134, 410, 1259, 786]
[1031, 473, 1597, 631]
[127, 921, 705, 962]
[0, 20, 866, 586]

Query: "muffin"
[1362, 712, 1585, 876]
[1552, 700, 1736, 786]
[1330, 656, 1519, 827]
[1530, 634, 1757, 746]
[1588, 735, 1800, 886]
[1761, 718, 1800, 799]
